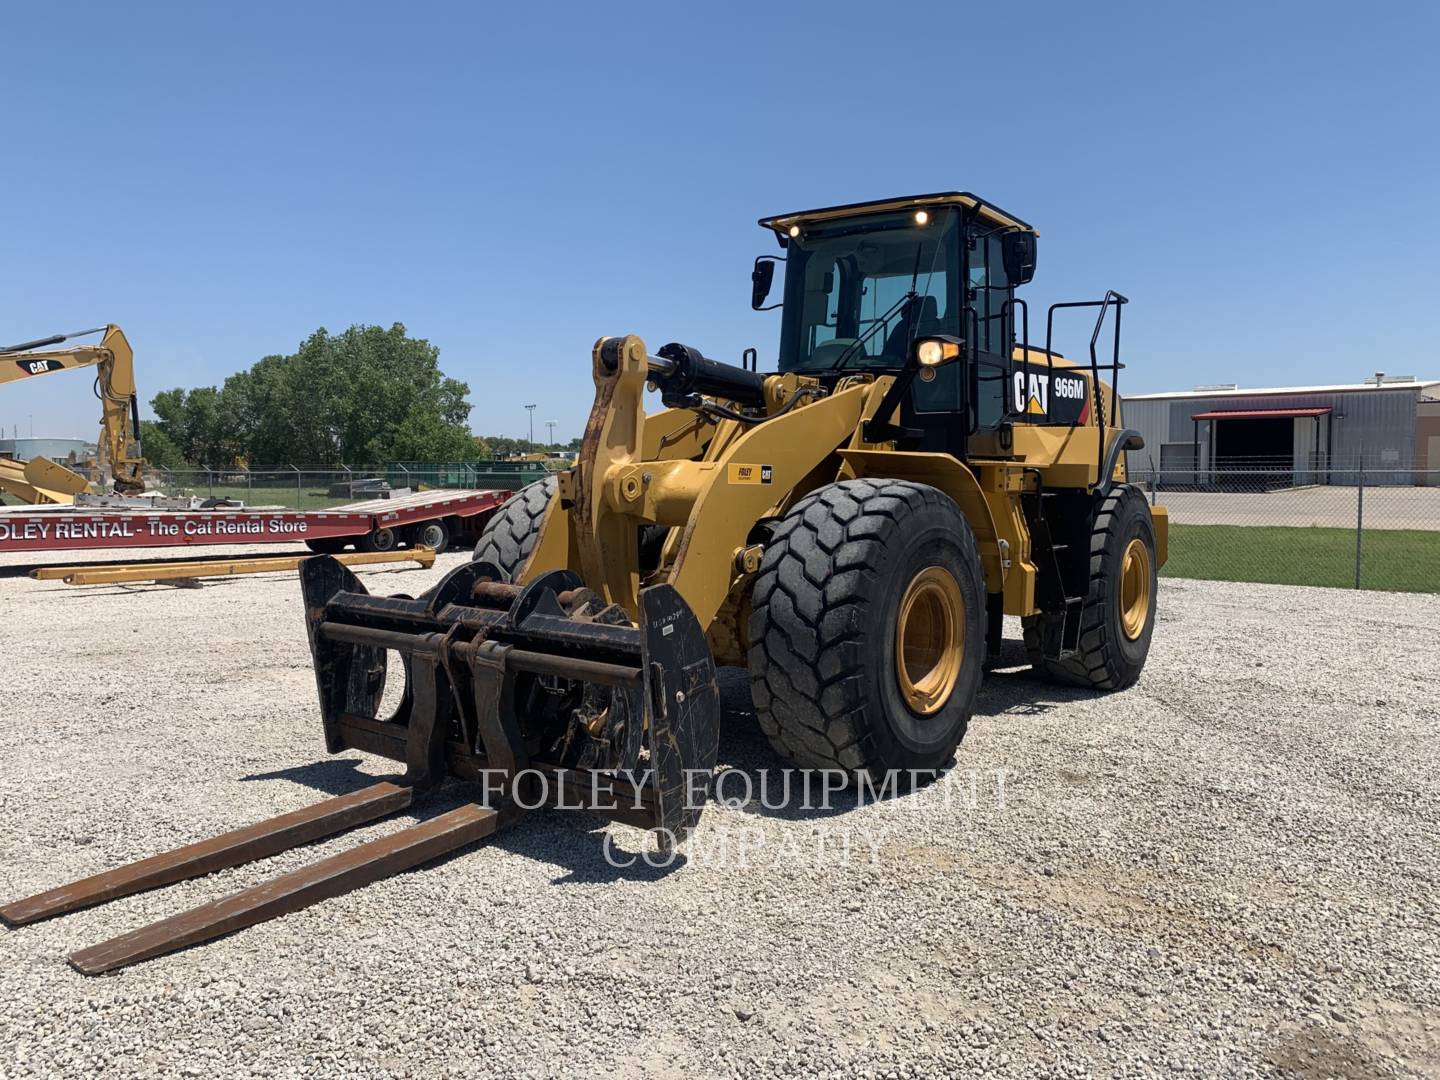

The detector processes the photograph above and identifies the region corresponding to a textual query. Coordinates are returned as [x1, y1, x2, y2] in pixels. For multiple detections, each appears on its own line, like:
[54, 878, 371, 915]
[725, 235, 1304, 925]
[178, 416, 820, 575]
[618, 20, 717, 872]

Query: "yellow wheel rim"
[894, 566, 964, 716]
[1119, 537, 1151, 641]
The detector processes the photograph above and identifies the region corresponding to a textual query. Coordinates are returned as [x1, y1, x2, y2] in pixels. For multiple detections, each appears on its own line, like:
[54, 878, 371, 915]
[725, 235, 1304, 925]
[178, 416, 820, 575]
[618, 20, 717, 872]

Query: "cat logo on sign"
[728, 464, 773, 485]
[1011, 362, 1089, 424]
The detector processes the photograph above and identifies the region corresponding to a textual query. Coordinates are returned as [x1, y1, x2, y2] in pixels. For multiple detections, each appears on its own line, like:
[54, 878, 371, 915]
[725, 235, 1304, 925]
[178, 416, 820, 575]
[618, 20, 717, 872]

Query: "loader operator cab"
[753, 193, 1041, 458]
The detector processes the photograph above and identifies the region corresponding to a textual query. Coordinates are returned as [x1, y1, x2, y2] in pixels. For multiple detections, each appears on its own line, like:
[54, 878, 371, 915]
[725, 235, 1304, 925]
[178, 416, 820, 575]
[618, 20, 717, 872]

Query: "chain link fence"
[108, 461, 1440, 595]
[1131, 468, 1440, 593]
[139, 461, 554, 510]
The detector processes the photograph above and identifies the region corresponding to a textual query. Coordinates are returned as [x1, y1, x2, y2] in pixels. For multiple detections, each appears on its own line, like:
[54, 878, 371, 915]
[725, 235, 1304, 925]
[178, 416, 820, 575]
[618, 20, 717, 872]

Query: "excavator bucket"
[2, 556, 719, 974]
[24, 456, 91, 497]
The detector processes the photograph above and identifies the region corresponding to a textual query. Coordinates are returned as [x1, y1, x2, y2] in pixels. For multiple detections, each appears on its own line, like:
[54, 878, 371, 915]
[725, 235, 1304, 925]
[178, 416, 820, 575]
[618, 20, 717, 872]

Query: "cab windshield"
[777, 208, 959, 372]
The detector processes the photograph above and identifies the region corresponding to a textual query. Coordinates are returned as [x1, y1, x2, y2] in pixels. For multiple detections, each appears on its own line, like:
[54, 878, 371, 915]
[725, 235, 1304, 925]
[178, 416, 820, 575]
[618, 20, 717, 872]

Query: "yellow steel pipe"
[30, 547, 435, 586]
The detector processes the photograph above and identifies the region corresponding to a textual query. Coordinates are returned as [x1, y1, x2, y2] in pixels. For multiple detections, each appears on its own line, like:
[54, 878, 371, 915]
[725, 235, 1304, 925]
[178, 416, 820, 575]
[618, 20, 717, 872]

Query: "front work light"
[915, 336, 961, 367]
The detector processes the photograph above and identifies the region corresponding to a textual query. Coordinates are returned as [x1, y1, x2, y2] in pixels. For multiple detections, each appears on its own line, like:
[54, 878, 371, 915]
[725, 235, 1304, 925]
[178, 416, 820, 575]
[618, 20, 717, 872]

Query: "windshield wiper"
[829, 290, 916, 373]
[831, 238, 934, 373]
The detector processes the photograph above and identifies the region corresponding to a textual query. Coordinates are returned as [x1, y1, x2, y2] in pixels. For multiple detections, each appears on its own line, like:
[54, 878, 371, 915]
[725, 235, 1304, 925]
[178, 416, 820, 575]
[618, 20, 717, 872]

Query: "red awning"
[1191, 407, 1332, 420]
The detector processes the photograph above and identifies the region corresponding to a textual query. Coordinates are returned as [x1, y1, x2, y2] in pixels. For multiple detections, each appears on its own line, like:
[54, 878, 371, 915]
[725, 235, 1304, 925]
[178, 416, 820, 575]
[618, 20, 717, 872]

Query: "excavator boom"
[0, 324, 146, 497]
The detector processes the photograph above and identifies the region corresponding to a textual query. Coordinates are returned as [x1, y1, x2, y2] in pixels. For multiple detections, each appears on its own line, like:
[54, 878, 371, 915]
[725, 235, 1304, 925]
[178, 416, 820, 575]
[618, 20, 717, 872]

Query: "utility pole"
[524, 404, 536, 447]
[545, 420, 556, 448]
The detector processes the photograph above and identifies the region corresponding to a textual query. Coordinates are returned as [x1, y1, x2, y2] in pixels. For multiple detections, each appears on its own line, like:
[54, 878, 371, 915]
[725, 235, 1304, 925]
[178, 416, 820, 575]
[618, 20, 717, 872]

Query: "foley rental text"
[0, 516, 314, 543]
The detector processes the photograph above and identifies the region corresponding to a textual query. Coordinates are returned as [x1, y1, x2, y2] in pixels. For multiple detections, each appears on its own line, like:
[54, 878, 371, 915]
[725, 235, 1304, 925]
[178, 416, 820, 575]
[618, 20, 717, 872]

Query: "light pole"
[545, 420, 556, 448]
[524, 404, 536, 447]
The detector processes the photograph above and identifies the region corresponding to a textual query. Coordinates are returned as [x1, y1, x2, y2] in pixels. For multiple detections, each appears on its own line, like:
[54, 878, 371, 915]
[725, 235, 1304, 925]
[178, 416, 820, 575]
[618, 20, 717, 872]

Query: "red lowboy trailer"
[0, 488, 510, 555]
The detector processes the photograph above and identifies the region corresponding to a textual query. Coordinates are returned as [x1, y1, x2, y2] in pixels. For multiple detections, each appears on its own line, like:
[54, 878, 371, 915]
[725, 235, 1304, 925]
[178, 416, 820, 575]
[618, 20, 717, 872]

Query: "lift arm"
[0, 324, 145, 494]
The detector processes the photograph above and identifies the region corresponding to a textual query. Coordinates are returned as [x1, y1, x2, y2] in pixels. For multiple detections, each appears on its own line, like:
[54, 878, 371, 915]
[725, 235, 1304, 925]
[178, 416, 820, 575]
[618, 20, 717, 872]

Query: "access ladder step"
[69, 803, 499, 975]
[1, 781, 414, 927]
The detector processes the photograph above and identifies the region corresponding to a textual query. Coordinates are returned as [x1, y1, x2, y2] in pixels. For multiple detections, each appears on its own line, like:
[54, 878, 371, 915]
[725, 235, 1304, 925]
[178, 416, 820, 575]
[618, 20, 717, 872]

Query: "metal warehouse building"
[0, 436, 96, 463]
[1124, 375, 1440, 486]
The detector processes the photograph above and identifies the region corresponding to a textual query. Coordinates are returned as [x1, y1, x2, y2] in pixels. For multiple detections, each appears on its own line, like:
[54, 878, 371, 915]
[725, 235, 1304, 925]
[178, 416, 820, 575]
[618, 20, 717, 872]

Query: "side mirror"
[1002, 232, 1037, 286]
[751, 256, 780, 310]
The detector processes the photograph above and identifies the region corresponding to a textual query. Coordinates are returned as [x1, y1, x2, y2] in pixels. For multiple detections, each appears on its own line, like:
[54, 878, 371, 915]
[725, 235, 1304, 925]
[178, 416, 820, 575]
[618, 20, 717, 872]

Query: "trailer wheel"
[412, 519, 450, 554]
[747, 479, 985, 779]
[1023, 484, 1157, 690]
[357, 526, 398, 554]
[472, 476, 557, 578]
[305, 537, 348, 555]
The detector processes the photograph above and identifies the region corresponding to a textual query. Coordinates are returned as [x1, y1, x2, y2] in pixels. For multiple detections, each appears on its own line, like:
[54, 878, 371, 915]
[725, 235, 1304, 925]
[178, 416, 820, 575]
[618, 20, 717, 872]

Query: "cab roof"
[758, 192, 1037, 237]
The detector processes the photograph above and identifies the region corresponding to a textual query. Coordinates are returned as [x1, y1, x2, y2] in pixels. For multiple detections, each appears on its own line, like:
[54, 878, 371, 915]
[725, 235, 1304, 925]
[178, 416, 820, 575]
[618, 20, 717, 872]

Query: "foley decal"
[728, 463, 773, 485]
[1012, 363, 1089, 424]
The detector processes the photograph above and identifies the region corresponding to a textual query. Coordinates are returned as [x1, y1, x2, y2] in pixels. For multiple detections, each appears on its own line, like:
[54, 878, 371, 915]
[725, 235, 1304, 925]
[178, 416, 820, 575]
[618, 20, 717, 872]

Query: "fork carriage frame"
[302, 554, 720, 839]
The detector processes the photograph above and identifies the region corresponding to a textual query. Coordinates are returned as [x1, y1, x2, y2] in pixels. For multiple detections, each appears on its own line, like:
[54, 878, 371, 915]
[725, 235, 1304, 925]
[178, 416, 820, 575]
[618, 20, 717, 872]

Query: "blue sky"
[3, 0, 1436, 446]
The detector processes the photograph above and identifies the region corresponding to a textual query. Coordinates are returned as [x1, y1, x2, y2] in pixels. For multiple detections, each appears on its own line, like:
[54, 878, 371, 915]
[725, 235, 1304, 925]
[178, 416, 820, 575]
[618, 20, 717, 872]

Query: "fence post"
[293, 465, 302, 510]
[247, 466, 252, 504]
[1354, 460, 1365, 590]
[206, 468, 213, 498]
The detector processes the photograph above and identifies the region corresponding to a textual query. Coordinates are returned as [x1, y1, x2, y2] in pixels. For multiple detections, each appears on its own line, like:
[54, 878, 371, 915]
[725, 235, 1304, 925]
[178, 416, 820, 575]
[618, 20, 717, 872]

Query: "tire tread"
[748, 479, 983, 774]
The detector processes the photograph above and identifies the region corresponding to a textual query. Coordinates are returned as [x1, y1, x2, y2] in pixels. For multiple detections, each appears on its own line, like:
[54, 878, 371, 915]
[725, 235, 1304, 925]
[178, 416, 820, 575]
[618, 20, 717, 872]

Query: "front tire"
[472, 476, 557, 578]
[1023, 484, 1158, 689]
[747, 479, 985, 778]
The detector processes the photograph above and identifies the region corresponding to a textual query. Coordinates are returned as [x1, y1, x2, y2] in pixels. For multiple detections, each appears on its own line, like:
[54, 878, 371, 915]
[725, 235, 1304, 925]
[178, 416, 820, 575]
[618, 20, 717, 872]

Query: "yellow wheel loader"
[455, 191, 1168, 772]
[0, 324, 146, 501]
[4, 194, 1168, 973]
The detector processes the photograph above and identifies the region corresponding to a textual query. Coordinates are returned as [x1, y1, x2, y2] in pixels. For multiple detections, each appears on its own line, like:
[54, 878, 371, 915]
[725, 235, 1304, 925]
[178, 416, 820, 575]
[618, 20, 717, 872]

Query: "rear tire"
[471, 476, 669, 582]
[747, 479, 985, 778]
[305, 537, 348, 555]
[356, 526, 398, 554]
[472, 476, 557, 578]
[1023, 484, 1157, 690]
[411, 518, 450, 554]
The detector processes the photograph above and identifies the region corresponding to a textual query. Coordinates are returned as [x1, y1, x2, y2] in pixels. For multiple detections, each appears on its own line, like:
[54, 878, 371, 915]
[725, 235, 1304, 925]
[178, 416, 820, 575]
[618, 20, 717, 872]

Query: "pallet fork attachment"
[3, 556, 719, 974]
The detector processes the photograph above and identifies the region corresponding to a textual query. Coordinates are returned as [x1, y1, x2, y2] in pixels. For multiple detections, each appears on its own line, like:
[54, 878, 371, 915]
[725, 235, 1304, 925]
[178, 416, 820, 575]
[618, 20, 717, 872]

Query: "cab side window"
[969, 233, 1013, 430]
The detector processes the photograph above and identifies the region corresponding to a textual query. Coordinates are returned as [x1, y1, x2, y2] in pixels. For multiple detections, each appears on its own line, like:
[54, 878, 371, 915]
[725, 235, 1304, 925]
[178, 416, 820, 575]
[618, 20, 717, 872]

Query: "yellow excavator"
[0, 324, 146, 503]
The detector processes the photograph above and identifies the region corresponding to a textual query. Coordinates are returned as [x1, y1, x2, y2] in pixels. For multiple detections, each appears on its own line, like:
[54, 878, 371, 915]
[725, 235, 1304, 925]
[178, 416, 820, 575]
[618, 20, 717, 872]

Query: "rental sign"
[0, 510, 366, 553]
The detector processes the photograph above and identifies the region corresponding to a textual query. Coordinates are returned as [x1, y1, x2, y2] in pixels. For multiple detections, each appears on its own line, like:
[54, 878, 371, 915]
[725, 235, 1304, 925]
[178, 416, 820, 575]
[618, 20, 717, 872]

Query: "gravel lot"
[1, 546, 1437, 1078]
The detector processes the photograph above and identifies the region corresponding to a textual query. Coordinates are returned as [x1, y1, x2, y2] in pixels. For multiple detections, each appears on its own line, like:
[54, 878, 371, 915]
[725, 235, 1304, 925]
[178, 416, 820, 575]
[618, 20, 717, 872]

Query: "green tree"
[149, 386, 232, 466]
[480, 435, 520, 458]
[149, 323, 474, 466]
[137, 420, 187, 469]
[389, 402, 478, 461]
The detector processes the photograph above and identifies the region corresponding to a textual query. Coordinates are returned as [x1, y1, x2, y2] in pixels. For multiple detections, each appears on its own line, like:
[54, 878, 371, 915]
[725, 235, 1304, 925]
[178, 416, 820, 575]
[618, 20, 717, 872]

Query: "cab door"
[964, 231, 1015, 457]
